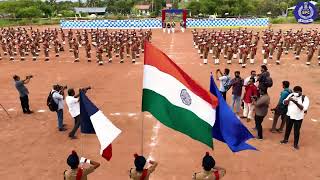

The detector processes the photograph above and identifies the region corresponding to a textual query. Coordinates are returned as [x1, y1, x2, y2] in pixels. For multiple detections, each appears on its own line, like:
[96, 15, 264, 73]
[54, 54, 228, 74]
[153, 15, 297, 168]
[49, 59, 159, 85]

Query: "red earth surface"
[0, 24, 320, 180]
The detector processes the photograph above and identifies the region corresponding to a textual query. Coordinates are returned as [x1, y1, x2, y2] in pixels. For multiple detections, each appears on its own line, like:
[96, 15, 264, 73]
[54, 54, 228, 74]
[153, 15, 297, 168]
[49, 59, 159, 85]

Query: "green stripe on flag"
[142, 89, 213, 148]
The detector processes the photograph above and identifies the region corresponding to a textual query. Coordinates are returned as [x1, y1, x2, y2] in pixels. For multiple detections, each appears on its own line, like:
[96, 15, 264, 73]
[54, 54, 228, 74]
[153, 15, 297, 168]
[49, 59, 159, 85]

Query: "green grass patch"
[270, 17, 297, 24]
[0, 18, 60, 27]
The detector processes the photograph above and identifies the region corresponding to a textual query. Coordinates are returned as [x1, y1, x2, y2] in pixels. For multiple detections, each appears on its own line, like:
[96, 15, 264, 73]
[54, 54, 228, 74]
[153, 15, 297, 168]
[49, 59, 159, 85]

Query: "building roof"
[134, 4, 150, 10]
[74, 7, 106, 14]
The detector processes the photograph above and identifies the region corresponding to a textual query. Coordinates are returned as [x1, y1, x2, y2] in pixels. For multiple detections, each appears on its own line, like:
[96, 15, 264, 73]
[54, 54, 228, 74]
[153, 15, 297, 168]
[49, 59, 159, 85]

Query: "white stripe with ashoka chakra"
[143, 65, 216, 126]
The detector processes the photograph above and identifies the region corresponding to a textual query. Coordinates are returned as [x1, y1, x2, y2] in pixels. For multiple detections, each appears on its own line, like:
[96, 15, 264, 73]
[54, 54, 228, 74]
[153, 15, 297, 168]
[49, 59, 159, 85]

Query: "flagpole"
[141, 112, 144, 155]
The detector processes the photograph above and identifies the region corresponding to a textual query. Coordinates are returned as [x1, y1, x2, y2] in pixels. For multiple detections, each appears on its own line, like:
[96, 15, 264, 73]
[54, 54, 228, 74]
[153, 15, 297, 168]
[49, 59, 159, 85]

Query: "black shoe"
[280, 140, 288, 144]
[276, 129, 283, 133]
[26, 111, 34, 114]
[59, 127, 67, 131]
[69, 136, 78, 140]
[293, 145, 299, 150]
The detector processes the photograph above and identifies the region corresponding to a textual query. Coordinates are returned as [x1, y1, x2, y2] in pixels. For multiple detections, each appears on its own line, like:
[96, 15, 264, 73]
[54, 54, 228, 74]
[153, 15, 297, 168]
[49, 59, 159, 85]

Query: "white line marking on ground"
[311, 119, 318, 122]
[147, 121, 161, 161]
[7, 108, 15, 112]
[37, 109, 46, 113]
[128, 113, 137, 117]
[110, 112, 121, 116]
[269, 118, 273, 121]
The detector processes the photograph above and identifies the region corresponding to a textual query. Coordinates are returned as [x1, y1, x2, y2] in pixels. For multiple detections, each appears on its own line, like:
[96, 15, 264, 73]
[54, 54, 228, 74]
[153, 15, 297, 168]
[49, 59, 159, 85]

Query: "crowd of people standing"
[216, 65, 310, 150]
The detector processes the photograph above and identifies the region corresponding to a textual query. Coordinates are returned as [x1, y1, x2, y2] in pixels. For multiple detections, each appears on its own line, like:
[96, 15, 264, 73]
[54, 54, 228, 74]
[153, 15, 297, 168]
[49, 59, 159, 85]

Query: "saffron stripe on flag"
[144, 42, 218, 108]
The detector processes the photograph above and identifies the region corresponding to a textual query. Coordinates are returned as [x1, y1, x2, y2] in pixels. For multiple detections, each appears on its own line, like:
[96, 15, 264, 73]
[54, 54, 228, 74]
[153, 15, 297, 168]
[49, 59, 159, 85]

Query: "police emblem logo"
[294, 1, 318, 24]
[180, 89, 192, 106]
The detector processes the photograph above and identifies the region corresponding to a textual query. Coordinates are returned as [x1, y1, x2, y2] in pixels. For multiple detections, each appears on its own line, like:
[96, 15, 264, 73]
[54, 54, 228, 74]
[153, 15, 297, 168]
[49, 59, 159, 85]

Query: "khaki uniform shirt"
[192, 169, 226, 180]
[64, 166, 95, 180]
[129, 162, 158, 180]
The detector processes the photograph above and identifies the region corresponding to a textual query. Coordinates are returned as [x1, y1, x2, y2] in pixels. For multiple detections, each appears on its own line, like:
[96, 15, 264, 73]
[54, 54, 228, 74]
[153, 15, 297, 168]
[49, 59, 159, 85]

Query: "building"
[74, 7, 106, 15]
[134, 4, 151, 16]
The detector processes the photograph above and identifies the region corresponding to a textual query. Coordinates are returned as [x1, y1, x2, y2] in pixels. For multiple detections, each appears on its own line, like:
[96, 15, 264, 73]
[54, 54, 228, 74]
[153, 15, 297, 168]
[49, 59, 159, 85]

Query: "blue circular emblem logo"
[180, 89, 192, 106]
[294, 1, 318, 24]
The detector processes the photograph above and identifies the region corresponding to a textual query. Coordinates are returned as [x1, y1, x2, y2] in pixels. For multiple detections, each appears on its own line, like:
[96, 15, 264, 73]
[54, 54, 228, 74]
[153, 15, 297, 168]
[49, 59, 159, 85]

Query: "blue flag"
[80, 91, 98, 134]
[210, 73, 257, 152]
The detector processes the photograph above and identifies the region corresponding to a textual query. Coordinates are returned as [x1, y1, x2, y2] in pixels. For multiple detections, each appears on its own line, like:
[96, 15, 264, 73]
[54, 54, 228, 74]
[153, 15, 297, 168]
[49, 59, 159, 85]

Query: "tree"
[187, 0, 201, 16]
[16, 6, 43, 18]
[39, 2, 54, 17]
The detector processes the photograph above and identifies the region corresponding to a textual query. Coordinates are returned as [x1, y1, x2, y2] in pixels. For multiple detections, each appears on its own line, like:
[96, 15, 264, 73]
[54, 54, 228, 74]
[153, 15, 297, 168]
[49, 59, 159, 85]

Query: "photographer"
[230, 71, 244, 115]
[280, 86, 309, 150]
[252, 87, 270, 140]
[13, 75, 33, 114]
[216, 68, 231, 101]
[66, 87, 91, 139]
[52, 85, 67, 131]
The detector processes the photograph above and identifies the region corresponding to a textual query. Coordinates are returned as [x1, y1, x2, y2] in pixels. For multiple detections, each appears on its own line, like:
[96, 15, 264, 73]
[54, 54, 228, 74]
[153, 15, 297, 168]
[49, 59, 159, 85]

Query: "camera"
[80, 86, 91, 93]
[56, 84, 67, 91]
[251, 96, 258, 101]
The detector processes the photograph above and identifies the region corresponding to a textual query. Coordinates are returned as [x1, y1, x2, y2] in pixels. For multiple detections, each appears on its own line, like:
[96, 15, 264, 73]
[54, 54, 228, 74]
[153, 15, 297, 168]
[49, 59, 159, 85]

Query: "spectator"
[13, 75, 33, 114]
[230, 71, 244, 115]
[129, 153, 158, 180]
[280, 86, 310, 150]
[64, 150, 100, 179]
[66, 88, 81, 139]
[241, 78, 258, 122]
[192, 152, 226, 180]
[252, 88, 270, 140]
[216, 68, 231, 100]
[244, 70, 258, 87]
[52, 85, 67, 131]
[257, 65, 272, 91]
[270, 81, 292, 133]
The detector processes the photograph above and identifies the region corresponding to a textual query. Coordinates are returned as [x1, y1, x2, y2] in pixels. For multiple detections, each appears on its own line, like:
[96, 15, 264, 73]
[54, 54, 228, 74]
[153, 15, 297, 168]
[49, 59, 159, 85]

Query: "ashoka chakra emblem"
[180, 89, 192, 106]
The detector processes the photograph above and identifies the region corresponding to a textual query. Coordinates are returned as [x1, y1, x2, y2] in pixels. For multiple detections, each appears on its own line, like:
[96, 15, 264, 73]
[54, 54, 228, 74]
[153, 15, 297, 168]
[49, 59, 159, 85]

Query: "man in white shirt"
[66, 88, 81, 139]
[216, 68, 231, 101]
[280, 86, 309, 150]
[52, 85, 67, 131]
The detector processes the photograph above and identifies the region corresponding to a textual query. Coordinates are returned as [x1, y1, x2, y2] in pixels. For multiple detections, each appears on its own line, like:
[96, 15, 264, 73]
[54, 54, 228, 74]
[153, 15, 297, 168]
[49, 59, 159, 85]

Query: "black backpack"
[47, 91, 58, 112]
[265, 76, 273, 88]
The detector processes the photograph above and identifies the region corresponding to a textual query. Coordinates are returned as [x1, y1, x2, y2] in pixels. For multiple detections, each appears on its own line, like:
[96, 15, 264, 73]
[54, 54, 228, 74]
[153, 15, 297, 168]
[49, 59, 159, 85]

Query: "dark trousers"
[284, 118, 303, 146]
[220, 91, 227, 101]
[271, 113, 287, 131]
[19, 95, 30, 113]
[69, 115, 81, 137]
[255, 115, 265, 139]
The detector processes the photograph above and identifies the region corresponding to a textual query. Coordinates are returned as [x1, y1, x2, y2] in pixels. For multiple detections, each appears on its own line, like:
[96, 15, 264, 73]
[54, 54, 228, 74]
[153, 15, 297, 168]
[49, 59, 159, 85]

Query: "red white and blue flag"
[80, 91, 121, 161]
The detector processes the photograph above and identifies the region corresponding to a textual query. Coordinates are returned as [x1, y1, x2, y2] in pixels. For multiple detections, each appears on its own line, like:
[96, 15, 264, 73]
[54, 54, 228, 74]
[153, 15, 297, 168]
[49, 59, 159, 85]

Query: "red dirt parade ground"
[0, 24, 320, 180]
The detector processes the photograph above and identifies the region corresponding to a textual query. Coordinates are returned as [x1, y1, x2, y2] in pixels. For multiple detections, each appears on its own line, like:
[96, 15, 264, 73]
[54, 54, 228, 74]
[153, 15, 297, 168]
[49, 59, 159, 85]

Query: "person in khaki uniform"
[64, 151, 100, 180]
[192, 152, 226, 180]
[129, 153, 158, 180]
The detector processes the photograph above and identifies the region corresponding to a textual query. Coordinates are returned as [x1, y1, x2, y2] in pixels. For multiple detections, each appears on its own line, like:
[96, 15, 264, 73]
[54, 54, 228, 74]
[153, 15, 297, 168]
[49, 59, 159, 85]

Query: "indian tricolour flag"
[142, 42, 218, 148]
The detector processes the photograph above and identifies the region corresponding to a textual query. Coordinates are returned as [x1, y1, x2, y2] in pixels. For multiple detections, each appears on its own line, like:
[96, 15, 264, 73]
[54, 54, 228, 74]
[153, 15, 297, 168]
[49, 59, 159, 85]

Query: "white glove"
[80, 157, 91, 164]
